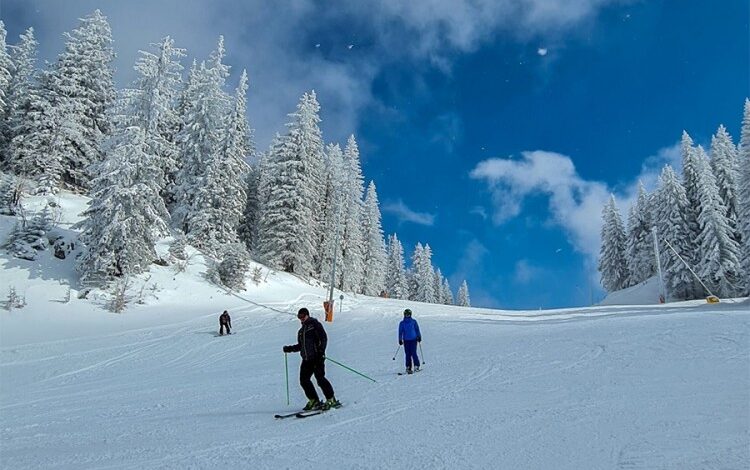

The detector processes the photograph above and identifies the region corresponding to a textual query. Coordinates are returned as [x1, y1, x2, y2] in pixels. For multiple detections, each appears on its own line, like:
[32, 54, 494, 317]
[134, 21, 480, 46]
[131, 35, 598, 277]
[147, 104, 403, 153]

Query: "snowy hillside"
[1, 194, 749, 469]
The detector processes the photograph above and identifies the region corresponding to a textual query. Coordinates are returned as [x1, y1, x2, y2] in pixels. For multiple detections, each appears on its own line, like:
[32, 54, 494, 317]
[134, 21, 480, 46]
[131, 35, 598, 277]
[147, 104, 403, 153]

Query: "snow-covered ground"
[1, 194, 749, 469]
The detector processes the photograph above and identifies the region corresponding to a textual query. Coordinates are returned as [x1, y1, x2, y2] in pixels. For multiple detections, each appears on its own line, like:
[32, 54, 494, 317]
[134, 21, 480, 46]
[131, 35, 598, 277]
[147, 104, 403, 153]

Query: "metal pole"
[284, 353, 290, 406]
[327, 193, 345, 320]
[328, 231, 338, 307]
[662, 237, 716, 298]
[323, 355, 377, 383]
[652, 227, 666, 303]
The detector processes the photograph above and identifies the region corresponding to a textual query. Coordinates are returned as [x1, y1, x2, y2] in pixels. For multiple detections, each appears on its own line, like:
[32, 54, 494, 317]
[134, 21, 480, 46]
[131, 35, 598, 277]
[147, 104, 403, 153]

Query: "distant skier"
[283, 308, 341, 411]
[219, 310, 232, 335]
[398, 308, 421, 374]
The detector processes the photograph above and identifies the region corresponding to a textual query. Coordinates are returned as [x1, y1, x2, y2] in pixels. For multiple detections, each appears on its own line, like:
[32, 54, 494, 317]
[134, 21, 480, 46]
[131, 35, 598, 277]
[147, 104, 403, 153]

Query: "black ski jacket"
[288, 317, 327, 361]
[219, 312, 231, 327]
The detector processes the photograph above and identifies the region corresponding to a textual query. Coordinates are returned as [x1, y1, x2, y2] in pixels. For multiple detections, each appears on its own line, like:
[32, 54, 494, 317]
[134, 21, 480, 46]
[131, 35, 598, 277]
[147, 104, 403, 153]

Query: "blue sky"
[3, 0, 748, 309]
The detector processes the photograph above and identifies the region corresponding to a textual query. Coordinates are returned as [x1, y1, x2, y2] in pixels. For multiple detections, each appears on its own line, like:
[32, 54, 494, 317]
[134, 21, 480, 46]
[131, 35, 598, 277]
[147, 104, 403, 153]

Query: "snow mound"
[599, 276, 662, 306]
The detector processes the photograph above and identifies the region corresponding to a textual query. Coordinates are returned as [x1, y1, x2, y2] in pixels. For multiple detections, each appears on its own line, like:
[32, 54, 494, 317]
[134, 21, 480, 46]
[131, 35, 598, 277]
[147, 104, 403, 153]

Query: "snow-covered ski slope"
[1, 195, 749, 469]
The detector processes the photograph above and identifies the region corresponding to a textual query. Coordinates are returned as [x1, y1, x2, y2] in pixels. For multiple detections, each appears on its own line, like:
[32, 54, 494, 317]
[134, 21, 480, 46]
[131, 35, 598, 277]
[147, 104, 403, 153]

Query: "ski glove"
[282, 345, 293, 353]
[399, 340, 403, 345]
[417, 337, 421, 343]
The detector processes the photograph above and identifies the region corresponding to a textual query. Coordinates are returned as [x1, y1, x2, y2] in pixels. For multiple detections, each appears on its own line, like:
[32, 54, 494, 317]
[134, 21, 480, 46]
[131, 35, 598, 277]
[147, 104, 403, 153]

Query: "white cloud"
[469, 150, 610, 261]
[537, 47, 548, 56]
[469, 143, 682, 266]
[5, 0, 624, 148]
[382, 200, 435, 226]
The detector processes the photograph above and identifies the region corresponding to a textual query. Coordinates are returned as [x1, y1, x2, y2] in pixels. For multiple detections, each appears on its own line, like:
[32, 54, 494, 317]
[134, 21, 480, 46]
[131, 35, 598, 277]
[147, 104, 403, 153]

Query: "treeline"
[599, 100, 750, 300]
[0, 11, 471, 306]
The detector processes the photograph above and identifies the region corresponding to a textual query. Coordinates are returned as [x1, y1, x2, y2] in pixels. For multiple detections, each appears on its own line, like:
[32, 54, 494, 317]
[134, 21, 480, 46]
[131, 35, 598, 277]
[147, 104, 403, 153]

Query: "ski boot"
[406, 366, 413, 375]
[303, 398, 322, 411]
[321, 397, 341, 411]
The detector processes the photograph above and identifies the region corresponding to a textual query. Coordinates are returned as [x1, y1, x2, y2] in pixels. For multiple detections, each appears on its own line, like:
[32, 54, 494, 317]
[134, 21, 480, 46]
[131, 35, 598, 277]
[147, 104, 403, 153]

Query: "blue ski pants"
[403, 340, 420, 369]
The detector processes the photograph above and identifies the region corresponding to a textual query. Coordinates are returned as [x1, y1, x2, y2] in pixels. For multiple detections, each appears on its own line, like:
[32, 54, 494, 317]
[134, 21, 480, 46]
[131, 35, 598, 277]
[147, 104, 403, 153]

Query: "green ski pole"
[284, 352, 290, 405]
[324, 355, 377, 383]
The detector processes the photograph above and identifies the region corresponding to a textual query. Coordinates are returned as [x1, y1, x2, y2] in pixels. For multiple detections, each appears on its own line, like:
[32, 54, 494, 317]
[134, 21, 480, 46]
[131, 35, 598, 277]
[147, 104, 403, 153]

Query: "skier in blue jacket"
[398, 309, 421, 374]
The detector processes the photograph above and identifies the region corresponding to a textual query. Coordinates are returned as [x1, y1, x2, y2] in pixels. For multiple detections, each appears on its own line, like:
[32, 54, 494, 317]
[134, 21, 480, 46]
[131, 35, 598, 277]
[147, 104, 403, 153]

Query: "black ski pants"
[220, 323, 230, 335]
[299, 356, 334, 402]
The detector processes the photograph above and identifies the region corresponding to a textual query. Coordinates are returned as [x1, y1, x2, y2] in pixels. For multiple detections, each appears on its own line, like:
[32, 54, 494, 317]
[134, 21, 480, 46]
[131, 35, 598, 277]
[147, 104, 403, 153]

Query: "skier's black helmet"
[297, 308, 310, 319]
[403, 309, 412, 317]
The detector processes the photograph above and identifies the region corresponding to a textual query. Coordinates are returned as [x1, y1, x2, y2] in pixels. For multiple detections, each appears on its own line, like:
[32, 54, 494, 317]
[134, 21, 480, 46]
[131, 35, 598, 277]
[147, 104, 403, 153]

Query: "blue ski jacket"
[398, 317, 421, 342]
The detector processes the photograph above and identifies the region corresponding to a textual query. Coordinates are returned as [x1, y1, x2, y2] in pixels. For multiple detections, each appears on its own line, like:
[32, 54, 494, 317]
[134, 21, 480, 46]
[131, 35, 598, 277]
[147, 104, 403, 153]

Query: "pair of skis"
[274, 410, 324, 419]
[274, 403, 342, 420]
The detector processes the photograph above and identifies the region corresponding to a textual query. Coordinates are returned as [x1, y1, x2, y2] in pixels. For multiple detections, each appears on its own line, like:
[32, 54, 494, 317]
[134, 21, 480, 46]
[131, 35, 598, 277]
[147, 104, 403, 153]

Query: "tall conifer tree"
[256, 91, 325, 276]
[625, 182, 654, 286]
[737, 99, 750, 294]
[385, 233, 408, 299]
[598, 195, 630, 292]
[45, 10, 115, 189]
[361, 181, 386, 296]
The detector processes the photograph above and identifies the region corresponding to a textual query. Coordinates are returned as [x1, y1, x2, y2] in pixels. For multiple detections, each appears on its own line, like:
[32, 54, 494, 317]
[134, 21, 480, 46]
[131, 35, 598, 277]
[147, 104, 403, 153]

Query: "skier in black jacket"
[283, 308, 340, 411]
[219, 310, 231, 335]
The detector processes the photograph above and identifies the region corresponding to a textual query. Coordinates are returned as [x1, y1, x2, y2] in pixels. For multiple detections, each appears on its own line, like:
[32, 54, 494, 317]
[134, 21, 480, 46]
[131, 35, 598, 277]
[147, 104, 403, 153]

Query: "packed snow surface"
[1, 195, 748, 469]
[2, 294, 748, 468]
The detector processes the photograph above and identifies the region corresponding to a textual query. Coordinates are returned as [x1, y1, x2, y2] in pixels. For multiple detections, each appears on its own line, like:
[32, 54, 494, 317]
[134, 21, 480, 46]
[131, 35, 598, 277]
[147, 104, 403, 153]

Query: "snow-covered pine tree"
[442, 278, 454, 305]
[239, 155, 262, 253]
[422, 244, 437, 303]
[410, 242, 436, 302]
[652, 165, 696, 300]
[0, 170, 23, 215]
[44, 10, 115, 190]
[76, 125, 169, 287]
[737, 99, 750, 295]
[0, 21, 12, 164]
[4, 204, 55, 260]
[680, 131, 702, 265]
[598, 194, 630, 292]
[625, 182, 655, 286]
[7, 70, 64, 193]
[406, 244, 421, 300]
[433, 268, 446, 304]
[693, 145, 743, 297]
[218, 243, 251, 291]
[361, 181, 386, 296]
[185, 68, 249, 253]
[173, 38, 231, 233]
[456, 280, 470, 307]
[385, 233, 408, 299]
[710, 125, 740, 243]
[3, 28, 62, 188]
[255, 91, 325, 276]
[338, 135, 366, 292]
[315, 143, 345, 282]
[123, 36, 185, 200]
[232, 69, 254, 159]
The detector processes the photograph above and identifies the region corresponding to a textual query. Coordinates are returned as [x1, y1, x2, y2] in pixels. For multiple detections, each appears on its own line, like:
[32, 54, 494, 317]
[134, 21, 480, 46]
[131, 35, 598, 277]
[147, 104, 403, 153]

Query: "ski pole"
[392, 344, 401, 361]
[419, 343, 426, 365]
[323, 355, 377, 383]
[284, 352, 290, 406]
